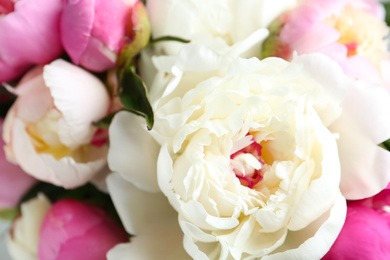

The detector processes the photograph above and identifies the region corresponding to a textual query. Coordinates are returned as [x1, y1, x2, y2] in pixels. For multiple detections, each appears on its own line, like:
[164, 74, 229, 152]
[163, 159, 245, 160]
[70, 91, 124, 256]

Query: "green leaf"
[381, 138, 390, 151]
[118, 65, 154, 129]
[383, 3, 390, 27]
[149, 35, 190, 46]
[0, 208, 19, 221]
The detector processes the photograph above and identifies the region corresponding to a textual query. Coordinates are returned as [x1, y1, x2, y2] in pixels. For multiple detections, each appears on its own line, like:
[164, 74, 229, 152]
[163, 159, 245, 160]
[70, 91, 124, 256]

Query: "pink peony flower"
[323, 186, 390, 259]
[0, 119, 36, 209]
[61, 0, 150, 72]
[264, 0, 389, 85]
[38, 199, 128, 260]
[3, 60, 110, 188]
[0, 0, 64, 83]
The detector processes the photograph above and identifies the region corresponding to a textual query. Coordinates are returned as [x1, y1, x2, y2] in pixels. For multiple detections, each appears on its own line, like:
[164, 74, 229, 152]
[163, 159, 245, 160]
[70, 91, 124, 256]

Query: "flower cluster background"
[1, 0, 390, 259]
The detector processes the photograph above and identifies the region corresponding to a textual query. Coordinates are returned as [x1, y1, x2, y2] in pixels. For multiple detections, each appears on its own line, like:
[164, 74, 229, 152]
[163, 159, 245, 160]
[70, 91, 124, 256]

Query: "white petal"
[106, 173, 189, 259]
[263, 193, 346, 260]
[108, 111, 160, 192]
[43, 59, 110, 148]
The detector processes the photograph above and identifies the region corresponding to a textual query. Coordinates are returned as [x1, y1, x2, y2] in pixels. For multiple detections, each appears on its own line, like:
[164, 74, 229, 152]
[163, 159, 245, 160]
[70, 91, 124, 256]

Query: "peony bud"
[323, 187, 390, 259]
[61, 0, 151, 72]
[0, 0, 63, 83]
[38, 199, 128, 260]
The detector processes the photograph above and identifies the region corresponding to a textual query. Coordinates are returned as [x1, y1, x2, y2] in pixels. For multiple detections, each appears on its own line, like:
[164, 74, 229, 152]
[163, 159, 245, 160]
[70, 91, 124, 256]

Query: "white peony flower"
[108, 44, 356, 258]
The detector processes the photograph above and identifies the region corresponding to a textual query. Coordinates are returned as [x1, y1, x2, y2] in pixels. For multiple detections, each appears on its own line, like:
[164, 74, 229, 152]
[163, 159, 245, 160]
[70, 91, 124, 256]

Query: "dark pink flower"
[38, 199, 128, 260]
[324, 187, 390, 259]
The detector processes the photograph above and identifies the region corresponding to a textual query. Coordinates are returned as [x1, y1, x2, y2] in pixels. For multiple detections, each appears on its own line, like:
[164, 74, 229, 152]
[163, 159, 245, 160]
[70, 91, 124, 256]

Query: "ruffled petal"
[43, 59, 110, 148]
[108, 111, 160, 192]
[106, 173, 189, 259]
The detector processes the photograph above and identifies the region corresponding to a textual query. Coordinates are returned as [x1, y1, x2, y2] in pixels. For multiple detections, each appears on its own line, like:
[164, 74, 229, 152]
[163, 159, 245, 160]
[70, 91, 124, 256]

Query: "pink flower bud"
[0, 0, 64, 83]
[323, 188, 390, 259]
[61, 0, 151, 72]
[38, 199, 128, 260]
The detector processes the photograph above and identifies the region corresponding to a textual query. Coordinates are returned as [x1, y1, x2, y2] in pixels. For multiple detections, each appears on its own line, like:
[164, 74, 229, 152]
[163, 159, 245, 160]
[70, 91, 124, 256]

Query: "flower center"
[0, 0, 16, 15]
[324, 5, 389, 68]
[230, 135, 264, 189]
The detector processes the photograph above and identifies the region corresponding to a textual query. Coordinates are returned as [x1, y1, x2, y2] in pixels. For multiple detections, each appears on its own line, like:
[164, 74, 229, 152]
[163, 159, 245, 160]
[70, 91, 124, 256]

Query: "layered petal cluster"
[263, 0, 390, 85]
[3, 60, 110, 188]
[145, 0, 297, 57]
[0, 0, 64, 83]
[109, 44, 353, 258]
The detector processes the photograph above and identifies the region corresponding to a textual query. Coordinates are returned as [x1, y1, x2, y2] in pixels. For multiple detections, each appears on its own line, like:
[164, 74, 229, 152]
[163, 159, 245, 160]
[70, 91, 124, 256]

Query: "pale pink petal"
[61, 0, 95, 65]
[0, 119, 36, 209]
[108, 111, 160, 192]
[78, 36, 117, 72]
[106, 173, 189, 259]
[43, 59, 110, 148]
[10, 119, 107, 188]
[340, 55, 382, 85]
[329, 80, 390, 199]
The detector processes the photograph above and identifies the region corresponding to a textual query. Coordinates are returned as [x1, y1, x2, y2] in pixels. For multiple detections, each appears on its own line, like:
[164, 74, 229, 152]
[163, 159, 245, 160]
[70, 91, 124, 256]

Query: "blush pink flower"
[0, 0, 64, 83]
[61, 0, 150, 72]
[323, 186, 390, 259]
[3, 60, 110, 188]
[263, 0, 389, 85]
[38, 199, 128, 260]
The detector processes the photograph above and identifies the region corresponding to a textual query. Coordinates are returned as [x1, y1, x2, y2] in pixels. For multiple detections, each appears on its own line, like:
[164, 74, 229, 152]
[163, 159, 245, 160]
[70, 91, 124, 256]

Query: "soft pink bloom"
[3, 60, 110, 188]
[38, 199, 128, 260]
[61, 0, 150, 72]
[0, 0, 64, 83]
[323, 187, 390, 259]
[265, 0, 389, 85]
[0, 118, 36, 209]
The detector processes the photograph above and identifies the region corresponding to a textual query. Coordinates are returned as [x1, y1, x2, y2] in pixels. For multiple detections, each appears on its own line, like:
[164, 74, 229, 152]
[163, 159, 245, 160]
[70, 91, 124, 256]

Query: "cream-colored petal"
[43, 59, 110, 148]
[108, 111, 160, 192]
[106, 173, 189, 259]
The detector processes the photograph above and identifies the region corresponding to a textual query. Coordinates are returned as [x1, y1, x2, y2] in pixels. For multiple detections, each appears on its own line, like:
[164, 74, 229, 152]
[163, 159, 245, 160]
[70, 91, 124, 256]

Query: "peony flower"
[0, 0, 64, 83]
[323, 186, 390, 259]
[108, 43, 353, 258]
[61, 0, 151, 72]
[3, 59, 110, 188]
[145, 0, 297, 57]
[6, 194, 51, 260]
[263, 0, 390, 85]
[38, 198, 128, 260]
[0, 119, 36, 209]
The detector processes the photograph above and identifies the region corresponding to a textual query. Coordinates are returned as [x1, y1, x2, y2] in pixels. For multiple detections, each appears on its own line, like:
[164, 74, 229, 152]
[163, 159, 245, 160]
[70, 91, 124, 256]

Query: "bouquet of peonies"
[1, 0, 390, 259]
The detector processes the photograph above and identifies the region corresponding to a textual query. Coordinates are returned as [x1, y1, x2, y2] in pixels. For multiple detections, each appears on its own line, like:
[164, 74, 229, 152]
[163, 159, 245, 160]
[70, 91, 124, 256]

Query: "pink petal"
[0, 0, 63, 83]
[61, 0, 95, 65]
[38, 199, 128, 260]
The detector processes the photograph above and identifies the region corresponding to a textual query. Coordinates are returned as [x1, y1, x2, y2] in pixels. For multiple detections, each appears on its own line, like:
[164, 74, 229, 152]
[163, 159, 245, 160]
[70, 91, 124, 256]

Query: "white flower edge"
[43, 59, 110, 148]
[106, 173, 190, 259]
[6, 194, 51, 260]
[108, 111, 160, 192]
